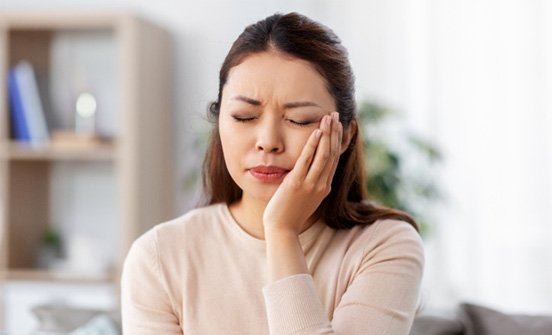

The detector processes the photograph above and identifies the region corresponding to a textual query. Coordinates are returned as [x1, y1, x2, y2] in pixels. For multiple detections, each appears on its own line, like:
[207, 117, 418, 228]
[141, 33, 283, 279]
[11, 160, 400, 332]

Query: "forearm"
[265, 228, 309, 283]
[263, 228, 334, 334]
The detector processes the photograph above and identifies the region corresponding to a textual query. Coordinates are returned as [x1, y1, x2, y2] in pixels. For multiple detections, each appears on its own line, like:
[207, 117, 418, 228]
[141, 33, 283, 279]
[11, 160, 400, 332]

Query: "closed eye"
[232, 115, 256, 123]
[287, 119, 315, 126]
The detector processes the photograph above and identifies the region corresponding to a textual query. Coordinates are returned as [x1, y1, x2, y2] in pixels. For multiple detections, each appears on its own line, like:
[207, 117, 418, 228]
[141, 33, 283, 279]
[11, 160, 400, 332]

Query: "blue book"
[7, 68, 31, 141]
[14, 61, 49, 144]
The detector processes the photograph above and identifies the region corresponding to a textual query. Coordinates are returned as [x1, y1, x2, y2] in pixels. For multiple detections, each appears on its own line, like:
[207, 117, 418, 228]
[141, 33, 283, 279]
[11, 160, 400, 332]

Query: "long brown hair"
[202, 12, 417, 231]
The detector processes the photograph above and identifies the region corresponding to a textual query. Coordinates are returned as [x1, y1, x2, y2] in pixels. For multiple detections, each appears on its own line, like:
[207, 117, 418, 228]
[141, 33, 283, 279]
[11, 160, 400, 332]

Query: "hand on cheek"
[263, 112, 343, 236]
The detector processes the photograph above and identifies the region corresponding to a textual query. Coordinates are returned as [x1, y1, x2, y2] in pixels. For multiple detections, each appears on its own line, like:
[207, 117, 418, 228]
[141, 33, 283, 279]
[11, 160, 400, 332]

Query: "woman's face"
[219, 51, 337, 203]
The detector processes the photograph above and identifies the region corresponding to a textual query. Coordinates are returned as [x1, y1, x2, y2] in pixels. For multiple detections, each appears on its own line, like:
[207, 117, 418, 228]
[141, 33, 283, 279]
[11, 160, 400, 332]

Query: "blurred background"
[0, 0, 551, 333]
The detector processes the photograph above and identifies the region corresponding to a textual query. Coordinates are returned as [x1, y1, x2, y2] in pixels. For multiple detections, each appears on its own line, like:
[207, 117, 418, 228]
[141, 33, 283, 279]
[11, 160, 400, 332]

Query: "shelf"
[0, 141, 116, 161]
[0, 11, 127, 30]
[0, 11, 175, 332]
[4, 269, 115, 284]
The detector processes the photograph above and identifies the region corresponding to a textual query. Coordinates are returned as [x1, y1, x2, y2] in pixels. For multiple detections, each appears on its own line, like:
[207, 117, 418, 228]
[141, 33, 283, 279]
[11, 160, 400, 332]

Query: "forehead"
[223, 51, 333, 104]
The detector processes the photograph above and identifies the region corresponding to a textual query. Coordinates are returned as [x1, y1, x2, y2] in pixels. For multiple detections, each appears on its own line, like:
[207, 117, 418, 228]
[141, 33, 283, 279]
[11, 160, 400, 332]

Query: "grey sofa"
[410, 303, 552, 335]
[32, 301, 552, 335]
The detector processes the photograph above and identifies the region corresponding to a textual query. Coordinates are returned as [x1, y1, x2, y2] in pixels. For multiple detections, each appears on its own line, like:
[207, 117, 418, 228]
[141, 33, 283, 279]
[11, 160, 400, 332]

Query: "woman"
[122, 12, 424, 335]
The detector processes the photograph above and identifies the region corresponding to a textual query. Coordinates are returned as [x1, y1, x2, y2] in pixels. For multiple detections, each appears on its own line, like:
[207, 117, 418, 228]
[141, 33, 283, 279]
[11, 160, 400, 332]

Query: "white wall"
[425, 0, 552, 313]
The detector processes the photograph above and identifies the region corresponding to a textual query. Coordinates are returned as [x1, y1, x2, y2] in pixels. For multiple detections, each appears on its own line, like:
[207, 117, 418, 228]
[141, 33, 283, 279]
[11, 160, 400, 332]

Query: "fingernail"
[315, 129, 322, 138]
[333, 112, 339, 122]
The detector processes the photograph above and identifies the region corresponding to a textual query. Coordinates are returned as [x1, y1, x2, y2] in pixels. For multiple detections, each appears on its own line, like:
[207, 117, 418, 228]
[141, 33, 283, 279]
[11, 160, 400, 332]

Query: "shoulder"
[358, 219, 425, 275]
[337, 218, 422, 250]
[358, 219, 423, 255]
[367, 219, 423, 250]
[131, 203, 227, 253]
[335, 219, 424, 272]
[370, 219, 423, 256]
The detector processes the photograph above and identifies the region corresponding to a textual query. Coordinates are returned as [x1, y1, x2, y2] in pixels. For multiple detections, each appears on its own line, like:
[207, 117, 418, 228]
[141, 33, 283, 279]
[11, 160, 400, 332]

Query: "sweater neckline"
[218, 203, 326, 252]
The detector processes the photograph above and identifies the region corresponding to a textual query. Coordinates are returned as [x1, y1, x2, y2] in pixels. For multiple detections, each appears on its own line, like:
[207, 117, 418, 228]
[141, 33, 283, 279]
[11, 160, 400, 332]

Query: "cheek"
[219, 126, 237, 161]
[219, 120, 249, 169]
[287, 129, 314, 165]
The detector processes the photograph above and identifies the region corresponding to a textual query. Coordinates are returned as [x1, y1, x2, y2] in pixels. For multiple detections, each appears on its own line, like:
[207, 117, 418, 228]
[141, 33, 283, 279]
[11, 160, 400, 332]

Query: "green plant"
[358, 101, 443, 236]
[42, 225, 63, 257]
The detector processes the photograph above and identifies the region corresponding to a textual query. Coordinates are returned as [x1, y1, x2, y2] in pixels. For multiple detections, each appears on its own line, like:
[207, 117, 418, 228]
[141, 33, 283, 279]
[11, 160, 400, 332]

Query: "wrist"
[264, 226, 308, 282]
[264, 226, 299, 242]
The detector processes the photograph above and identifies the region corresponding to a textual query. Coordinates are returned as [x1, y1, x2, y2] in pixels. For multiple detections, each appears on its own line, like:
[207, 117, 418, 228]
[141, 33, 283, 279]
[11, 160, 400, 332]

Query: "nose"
[256, 117, 284, 153]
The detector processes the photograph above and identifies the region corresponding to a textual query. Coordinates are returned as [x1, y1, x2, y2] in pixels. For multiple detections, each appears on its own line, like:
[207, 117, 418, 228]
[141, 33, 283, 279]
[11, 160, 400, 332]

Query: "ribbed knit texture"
[121, 203, 424, 335]
[263, 274, 332, 334]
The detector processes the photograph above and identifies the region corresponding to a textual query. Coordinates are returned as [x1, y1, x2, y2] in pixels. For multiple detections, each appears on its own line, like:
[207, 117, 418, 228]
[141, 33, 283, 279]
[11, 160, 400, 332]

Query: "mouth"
[248, 165, 290, 182]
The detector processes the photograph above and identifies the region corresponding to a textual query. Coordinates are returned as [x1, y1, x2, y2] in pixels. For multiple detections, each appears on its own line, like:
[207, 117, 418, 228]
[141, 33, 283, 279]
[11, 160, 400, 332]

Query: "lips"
[248, 165, 289, 182]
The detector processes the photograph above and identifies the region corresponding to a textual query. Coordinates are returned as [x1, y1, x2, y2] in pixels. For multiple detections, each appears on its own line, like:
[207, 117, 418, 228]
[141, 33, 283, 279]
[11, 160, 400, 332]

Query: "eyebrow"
[231, 95, 322, 109]
[284, 101, 322, 109]
[232, 95, 261, 106]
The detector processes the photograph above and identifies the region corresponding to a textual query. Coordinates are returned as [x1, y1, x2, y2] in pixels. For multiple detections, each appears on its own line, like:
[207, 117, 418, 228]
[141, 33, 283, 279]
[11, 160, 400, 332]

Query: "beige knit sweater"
[121, 203, 424, 334]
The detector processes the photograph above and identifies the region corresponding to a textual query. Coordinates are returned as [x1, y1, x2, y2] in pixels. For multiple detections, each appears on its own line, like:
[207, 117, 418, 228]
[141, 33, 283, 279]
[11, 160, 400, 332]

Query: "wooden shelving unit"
[1, 142, 116, 161]
[5, 269, 114, 284]
[0, 11, 175, 329]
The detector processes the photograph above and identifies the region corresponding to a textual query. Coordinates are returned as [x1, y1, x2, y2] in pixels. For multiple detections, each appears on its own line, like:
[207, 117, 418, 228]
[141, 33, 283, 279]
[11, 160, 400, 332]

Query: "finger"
[305, 114, 332, 182]
[325, 114, 343, 185]
[292, 127, 322, 180]
[318, 112, 340, 183]
[330, 112, 340, 158]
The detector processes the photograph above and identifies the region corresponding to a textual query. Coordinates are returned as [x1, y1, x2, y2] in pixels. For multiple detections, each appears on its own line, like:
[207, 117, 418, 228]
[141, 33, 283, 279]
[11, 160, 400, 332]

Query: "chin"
[243, 183, 280, 203]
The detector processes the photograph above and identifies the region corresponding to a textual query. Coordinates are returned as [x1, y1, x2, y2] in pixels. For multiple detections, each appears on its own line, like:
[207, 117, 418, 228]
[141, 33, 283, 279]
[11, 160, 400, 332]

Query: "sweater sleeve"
[121, 230, 183, 335]
[262, 221, 424, 335]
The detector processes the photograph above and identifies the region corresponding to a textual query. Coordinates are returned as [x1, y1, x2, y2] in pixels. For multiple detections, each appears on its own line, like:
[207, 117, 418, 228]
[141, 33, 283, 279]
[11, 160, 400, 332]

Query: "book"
[7, 68, 31, 141]
[8, 61, 49, 144]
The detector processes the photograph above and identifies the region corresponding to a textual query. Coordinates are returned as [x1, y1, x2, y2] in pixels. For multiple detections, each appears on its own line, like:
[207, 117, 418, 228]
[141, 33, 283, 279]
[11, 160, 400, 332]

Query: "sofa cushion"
[68, 315, 120, 335]
[32, 304, 121, 333]
[410, 315, 465, 335]
[461, 303, 552, 335]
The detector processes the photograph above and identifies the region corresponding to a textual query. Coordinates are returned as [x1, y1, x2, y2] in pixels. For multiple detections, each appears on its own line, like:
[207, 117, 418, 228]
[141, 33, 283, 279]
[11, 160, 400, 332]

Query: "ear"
[340, 119, 357, 155]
